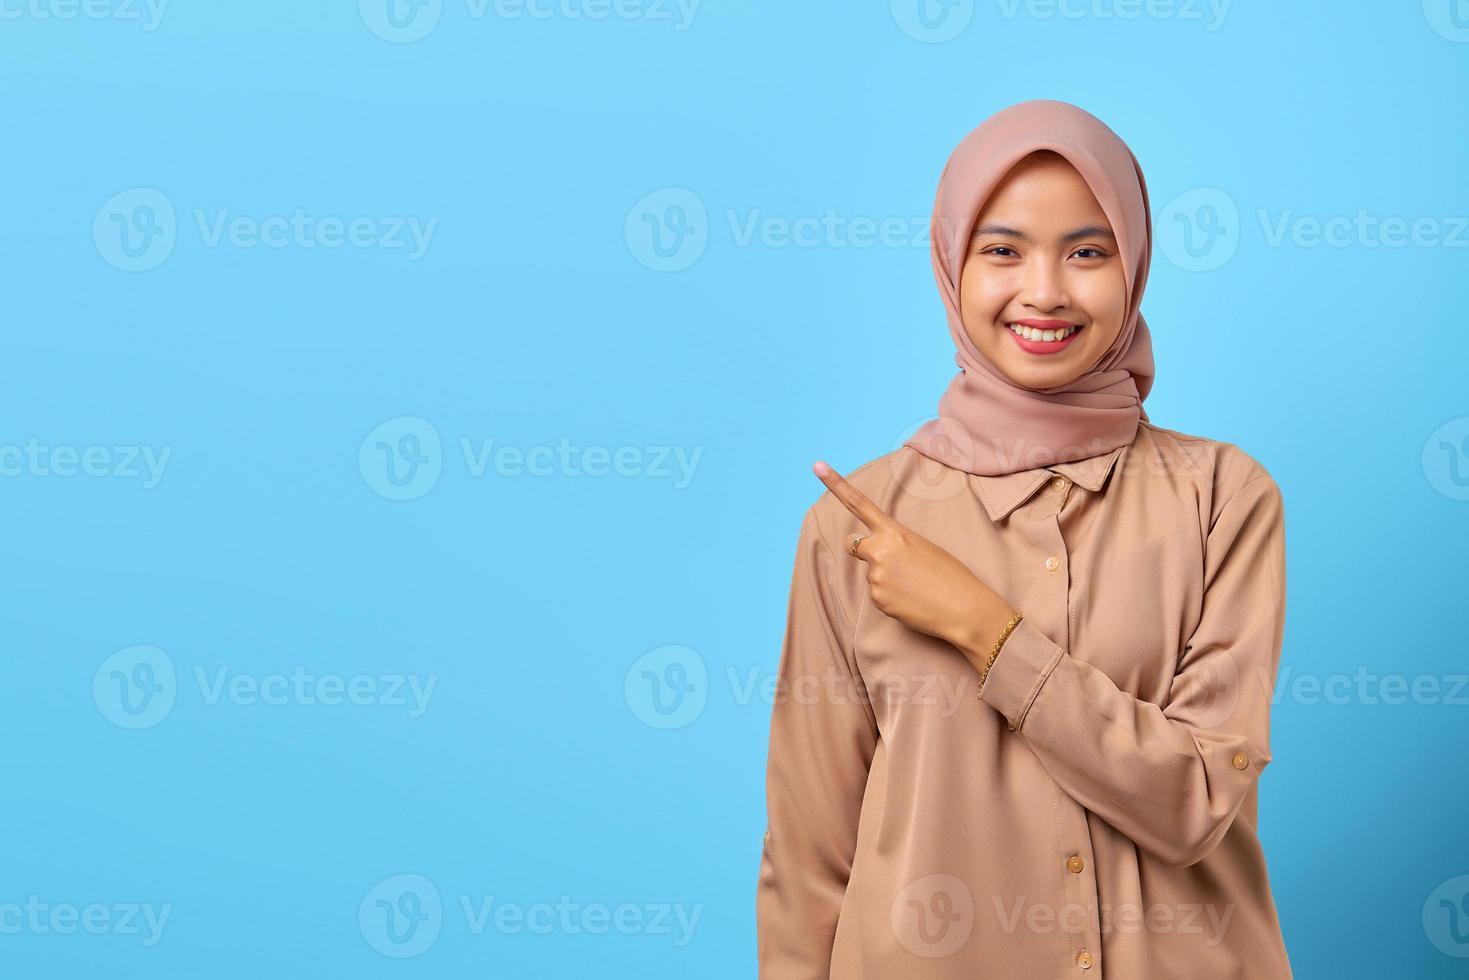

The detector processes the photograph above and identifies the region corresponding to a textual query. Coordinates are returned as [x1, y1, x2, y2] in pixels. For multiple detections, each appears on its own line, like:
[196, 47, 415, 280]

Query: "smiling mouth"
[1005, 321, 1085, 343]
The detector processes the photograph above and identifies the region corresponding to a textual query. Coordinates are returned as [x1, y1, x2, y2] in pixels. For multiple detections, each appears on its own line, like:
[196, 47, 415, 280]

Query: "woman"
[756, 100, 1292, 978]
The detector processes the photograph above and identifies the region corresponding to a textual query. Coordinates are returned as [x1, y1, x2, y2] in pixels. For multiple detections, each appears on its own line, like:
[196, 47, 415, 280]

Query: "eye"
[981, 246, 1019, 258]
[1072, 246, 1109, 260]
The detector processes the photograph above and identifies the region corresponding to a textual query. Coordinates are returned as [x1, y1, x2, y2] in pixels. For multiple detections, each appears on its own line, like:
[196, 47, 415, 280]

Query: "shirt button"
[1232, 752, 1250, 770]
[1067, 854, 1084, 874]
[1077, 949, 1094, 969]
[1051, 476, 1066, 490]
[1044, 556, 1059, 572]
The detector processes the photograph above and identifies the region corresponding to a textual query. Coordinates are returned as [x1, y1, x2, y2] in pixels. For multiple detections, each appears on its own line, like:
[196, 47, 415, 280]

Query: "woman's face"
[959, 152, 1128, 390]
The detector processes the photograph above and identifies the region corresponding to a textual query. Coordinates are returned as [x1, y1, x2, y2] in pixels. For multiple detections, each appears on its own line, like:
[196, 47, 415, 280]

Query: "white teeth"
[1008, 323, 1079, 342]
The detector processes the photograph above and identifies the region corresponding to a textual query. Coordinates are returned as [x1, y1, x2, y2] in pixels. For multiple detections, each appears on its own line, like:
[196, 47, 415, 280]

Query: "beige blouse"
[756, 420, 1292, 978]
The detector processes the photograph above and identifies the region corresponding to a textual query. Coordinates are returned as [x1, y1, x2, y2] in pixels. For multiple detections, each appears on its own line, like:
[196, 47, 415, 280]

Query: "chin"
[1000, 357, 1081, 389]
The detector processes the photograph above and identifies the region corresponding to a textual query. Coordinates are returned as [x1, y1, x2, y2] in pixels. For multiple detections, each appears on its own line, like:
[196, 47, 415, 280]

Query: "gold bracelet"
[976, 613, 1024, 697]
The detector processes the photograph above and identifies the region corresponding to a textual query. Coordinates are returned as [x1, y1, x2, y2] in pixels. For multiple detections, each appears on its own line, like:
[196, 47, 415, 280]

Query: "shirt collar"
[970, 444, 1127, 522]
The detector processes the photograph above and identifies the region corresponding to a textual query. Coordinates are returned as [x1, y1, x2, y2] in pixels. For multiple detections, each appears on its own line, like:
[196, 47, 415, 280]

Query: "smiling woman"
[756, 100, 1293, 979]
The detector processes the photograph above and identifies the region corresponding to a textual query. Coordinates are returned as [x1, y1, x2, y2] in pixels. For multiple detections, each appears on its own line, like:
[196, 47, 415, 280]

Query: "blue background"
[3, 1, 1468, 976]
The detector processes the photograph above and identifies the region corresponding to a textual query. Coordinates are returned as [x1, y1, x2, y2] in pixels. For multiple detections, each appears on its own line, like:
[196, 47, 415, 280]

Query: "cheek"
[960, 268, 1011, 319]
[1077, 276, 1127, 331]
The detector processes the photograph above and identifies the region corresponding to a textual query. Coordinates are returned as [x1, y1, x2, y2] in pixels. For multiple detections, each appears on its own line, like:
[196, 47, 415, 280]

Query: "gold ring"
[848, 534, 865, 557]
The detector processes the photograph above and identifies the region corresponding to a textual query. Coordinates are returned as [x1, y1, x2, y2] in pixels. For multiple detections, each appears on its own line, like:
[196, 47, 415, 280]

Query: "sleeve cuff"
[977, 616, 1065, 733]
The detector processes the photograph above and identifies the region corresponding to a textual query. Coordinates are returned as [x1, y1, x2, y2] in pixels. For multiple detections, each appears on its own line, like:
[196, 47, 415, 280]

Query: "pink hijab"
[904, 99, 1156, 476]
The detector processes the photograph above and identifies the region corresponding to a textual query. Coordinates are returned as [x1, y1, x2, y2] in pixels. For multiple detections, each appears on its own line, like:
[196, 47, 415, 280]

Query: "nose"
[1018, 257, 1070, 312]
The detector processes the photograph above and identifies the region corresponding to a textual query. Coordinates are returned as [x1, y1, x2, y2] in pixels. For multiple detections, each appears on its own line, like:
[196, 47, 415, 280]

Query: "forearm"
[991, 616, 1267, 862]
[949, 580, 1021, 679]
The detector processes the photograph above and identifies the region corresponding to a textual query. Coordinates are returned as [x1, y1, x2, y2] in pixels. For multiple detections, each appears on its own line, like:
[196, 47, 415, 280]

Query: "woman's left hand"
[813, 460, 1016, 655]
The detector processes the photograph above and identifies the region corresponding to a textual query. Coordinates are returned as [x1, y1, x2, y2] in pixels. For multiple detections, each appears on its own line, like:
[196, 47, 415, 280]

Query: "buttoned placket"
[1014, 471, 1105, 975]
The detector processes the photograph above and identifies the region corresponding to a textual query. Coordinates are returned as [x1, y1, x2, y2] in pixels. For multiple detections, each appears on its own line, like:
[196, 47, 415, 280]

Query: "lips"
[1003, 320, 1085, 354]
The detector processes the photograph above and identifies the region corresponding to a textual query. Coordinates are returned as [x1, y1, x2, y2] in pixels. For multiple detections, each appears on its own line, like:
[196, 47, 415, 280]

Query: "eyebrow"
[971, 223, 1117, 243]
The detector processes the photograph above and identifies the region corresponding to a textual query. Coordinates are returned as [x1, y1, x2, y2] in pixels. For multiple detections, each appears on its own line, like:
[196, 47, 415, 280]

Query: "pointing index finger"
[812, 460, 891, 531]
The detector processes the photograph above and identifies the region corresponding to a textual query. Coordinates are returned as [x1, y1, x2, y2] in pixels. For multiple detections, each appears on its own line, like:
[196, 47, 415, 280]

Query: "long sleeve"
[757, 504, 880, 979]
[978, 470, 1286, 868]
